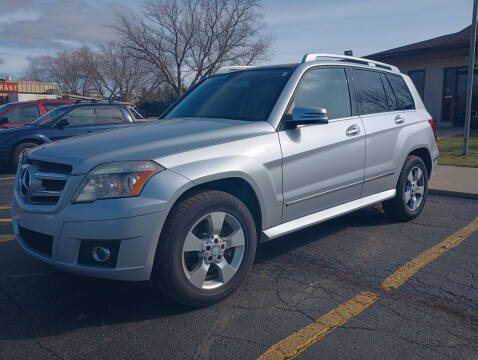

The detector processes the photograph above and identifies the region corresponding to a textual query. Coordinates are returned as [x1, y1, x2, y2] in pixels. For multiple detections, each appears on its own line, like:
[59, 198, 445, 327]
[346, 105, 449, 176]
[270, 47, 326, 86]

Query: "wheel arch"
[12, 136, 50, 152]
[167, 176, 263, 236]
[408, 147, 432, 177]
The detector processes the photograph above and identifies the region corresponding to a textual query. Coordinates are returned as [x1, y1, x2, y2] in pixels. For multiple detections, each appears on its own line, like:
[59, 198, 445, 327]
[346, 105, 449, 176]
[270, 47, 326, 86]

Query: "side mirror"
[0, 117, 8, 125]
[56, 118, 69, 128]
[288, 107, 329, 126]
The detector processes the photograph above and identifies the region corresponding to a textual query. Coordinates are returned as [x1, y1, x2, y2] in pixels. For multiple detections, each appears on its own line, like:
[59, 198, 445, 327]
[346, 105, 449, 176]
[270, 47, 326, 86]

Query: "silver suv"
[12, 54, 439, 306]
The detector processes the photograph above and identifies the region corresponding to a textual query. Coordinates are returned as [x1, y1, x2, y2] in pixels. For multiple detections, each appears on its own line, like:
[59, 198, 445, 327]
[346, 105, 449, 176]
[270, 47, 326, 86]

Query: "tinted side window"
[353, 69, 388, 115]
[5, 104, 40, 123]
[95, 107, 125, 124]
[4, 106, 21, 123]
[380, 73, 399, 111]
[387, 74, 415, 110]
[291, 67, 351, 120]
[64, 107, 95, 126]
[20, 105, 40, 122]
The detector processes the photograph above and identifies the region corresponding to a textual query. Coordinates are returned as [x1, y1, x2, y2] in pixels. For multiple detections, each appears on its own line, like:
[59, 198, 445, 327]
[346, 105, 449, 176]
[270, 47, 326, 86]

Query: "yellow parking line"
[0, 234, 15, 243]
[258, 291, 379, 360]
[0, 218, 12, 223]
[382, 216, 478, 291]
[0, 205, 11, 210]
[258, 217, 478, 359]
[0, 177, 15, 181]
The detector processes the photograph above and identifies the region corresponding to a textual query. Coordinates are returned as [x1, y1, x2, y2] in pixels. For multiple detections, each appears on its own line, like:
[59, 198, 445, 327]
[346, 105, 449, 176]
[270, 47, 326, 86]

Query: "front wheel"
[152, 190, 257, 307]
[382, 155, 429, 221]
[12, 142, 38, 169]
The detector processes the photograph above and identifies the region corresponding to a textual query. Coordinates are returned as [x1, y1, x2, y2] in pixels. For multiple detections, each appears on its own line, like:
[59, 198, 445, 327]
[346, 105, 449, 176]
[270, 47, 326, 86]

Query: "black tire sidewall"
[397, 156, 428, 218]
[13, 142, 37, 169]
[164, 192, 257, 306]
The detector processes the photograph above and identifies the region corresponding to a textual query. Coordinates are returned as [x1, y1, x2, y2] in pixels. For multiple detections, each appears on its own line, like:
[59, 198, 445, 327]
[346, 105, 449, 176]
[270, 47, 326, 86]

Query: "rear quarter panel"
[391, 75, 438, 186]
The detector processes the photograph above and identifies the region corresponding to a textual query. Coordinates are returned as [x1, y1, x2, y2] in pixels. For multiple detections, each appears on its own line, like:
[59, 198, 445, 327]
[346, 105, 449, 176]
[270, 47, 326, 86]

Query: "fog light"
[92, 246, 111, 262]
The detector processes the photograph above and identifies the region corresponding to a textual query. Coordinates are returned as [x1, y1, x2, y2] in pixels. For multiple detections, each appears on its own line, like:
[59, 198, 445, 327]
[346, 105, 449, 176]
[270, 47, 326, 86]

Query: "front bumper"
[11, 169, 190, 281]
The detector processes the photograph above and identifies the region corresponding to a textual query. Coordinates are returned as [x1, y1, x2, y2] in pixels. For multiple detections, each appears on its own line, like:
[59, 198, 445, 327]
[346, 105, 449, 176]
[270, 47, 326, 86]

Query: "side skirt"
[262, 189, 396, 241]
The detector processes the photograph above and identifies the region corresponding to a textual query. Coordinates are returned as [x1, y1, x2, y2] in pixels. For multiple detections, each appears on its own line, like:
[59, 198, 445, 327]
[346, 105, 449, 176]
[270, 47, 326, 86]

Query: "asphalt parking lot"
[0, 171, 477, 360]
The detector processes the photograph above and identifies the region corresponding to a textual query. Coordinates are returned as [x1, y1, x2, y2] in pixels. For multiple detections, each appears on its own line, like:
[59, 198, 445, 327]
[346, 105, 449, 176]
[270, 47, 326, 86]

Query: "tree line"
[23, 0, 272, 107]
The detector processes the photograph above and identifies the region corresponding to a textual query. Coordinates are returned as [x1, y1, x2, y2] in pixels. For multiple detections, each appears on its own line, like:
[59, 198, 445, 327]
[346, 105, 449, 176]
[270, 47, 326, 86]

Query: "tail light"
[428, 119, 437, 142]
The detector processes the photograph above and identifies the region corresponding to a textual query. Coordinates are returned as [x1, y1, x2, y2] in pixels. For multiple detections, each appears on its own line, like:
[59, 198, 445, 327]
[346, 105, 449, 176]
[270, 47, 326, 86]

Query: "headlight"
[73, 161, 164, 203]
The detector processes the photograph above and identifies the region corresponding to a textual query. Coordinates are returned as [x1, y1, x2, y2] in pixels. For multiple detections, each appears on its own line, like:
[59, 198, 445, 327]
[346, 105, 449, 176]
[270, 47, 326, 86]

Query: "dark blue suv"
[0, 102, 143, 168]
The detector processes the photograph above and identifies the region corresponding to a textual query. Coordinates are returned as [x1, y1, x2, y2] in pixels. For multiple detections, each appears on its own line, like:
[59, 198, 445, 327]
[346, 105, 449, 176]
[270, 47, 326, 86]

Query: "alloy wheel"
[405, 166, 425, 211]
[182, 211, 246, 290]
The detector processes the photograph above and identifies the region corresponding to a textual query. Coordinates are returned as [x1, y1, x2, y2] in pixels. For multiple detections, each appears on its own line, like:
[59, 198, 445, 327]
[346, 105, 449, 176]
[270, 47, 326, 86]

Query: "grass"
[437, 131, 478, 167]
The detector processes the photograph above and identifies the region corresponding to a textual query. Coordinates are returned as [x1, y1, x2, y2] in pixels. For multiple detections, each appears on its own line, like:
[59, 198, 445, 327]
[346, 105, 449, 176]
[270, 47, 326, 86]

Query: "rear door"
[352, 69, 414, 197]
[279, 66, 366, 222]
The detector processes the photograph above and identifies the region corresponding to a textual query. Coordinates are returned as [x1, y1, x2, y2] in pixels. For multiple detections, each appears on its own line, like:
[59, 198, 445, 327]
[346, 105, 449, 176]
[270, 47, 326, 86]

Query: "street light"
[463, 0, 478, 155]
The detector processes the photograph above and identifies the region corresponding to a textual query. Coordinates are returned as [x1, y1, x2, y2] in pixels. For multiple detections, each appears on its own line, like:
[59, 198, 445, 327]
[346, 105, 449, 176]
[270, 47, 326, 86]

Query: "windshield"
[165, 67, 294, 121]
[32, 105, 73, 126]
[0, 103, 15, 114]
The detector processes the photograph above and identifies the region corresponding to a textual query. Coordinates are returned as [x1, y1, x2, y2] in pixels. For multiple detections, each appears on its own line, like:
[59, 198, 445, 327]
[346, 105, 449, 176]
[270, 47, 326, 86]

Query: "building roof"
[367, 24, 474, 60]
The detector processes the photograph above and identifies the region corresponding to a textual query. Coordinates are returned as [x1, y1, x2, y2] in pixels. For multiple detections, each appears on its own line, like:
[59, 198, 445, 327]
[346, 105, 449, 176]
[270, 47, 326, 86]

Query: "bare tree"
[23, 44, 151, 102]
[115, 0, 273, 96]
[98, 43, 149, 102]
[24, 49, 89, 95]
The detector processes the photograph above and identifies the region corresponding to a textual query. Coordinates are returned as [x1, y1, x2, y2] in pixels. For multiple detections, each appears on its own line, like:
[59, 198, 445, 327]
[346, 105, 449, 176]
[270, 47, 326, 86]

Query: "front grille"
[20, 159, 72, 205]
[28, 159, 72, 174]
[18, 226, 53, 257]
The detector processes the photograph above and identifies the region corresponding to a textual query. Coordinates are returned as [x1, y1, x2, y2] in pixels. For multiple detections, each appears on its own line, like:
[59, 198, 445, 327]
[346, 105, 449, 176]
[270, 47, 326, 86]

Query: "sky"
[0, 0, 473, 78]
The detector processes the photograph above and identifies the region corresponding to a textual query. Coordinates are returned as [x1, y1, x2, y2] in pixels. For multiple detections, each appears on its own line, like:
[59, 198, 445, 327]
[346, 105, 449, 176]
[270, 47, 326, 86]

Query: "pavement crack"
[215, 334, 267, 347]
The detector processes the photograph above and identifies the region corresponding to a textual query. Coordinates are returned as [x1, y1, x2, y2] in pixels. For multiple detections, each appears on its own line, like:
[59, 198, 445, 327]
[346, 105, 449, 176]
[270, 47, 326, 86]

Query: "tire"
[382, 155, 429, 221]
[152, 190, 257, 307]
[12, 142, 38, 169]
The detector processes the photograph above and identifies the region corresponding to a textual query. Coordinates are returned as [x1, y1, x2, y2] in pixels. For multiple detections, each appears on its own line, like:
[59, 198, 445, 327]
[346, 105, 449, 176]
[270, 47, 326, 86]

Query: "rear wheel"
[382, 155, 428, 221]
[152, 190, 257, 307]
[12, 142, 38, 169]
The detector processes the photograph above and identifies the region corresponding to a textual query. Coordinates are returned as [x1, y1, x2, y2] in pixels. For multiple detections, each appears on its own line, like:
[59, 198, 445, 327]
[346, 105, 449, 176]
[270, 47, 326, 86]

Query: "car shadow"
[255, 204, 400, 264]
[0, 204, 400, 341]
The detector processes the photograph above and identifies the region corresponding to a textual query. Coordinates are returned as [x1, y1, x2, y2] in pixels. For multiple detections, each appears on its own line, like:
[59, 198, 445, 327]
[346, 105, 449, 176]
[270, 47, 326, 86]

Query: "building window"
[408, 70, 425, 100]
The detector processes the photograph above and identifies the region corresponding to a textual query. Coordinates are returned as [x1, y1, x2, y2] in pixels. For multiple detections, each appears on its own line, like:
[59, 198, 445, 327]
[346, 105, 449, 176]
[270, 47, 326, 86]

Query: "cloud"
[0, 0, 128, 49]
[0, 58, 4, 65]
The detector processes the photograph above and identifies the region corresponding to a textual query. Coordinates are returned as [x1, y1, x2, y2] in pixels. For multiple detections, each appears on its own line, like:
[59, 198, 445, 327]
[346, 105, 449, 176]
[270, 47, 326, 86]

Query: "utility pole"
[463, 0, 478, 155]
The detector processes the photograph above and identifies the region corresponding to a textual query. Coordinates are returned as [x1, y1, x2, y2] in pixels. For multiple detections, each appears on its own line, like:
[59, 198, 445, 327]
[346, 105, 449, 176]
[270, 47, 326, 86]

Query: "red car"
[0, 100, 74, 129]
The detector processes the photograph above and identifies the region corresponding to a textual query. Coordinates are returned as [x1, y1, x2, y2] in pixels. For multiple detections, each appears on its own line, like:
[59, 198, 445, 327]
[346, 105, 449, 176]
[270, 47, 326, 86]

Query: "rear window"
[353, 69, 388, 115]
[386, 74, 415, 110]
[95, 106, 125, 124]
[380, 73, 399, 111]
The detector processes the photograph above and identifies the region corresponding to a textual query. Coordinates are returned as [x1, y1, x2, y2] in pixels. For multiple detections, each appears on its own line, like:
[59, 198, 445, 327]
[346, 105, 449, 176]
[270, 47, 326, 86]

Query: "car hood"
[28, 118, 275, 174]
[0, 124, 37, 133]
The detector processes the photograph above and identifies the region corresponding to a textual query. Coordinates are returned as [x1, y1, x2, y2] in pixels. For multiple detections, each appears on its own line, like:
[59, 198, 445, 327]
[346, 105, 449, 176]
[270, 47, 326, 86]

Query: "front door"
[47, 107, 96, 141]
[280, 67, 366, 223]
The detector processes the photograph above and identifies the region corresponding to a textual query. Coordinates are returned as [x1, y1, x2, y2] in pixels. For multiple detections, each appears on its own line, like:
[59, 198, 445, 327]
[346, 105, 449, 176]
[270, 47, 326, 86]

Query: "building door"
[454, 68, 478, 129]
[442, 68, 456, 124]
[444, 67, 478, 129]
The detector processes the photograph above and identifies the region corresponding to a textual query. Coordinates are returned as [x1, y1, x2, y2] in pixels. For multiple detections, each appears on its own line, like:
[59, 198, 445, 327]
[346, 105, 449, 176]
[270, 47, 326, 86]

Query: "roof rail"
[214, 66, 257, 75]
[301, 53, 399, 72]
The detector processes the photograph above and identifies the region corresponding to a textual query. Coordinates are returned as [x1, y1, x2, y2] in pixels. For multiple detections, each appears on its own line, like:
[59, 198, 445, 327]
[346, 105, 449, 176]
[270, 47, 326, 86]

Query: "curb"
[429, 188, 478, 200]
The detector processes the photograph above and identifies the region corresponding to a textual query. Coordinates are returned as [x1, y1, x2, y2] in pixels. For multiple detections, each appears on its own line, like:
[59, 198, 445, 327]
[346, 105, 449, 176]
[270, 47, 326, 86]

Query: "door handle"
[394, 115, 405, 124]
[346, 125, 361, 136]
[87, 129, 95, 133]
